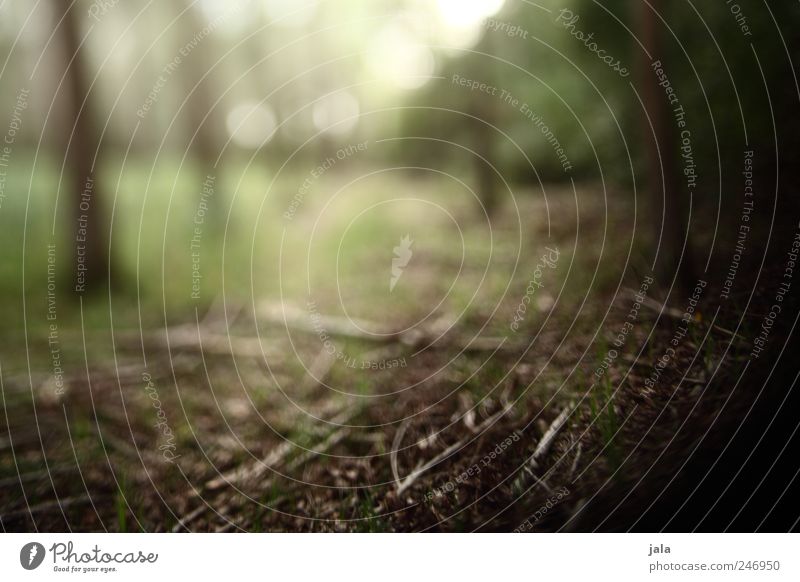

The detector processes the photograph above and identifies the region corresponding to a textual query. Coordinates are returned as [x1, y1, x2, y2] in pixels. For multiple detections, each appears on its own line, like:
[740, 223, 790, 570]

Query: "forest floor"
[0, 179, 762, 532]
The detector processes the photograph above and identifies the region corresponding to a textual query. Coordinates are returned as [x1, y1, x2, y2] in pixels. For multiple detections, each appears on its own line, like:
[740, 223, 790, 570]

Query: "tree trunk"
[55, 0, 111, 294]
[178, 1, 223, 176]
[472, 34, 499, 218]
[638, 0, 695, 294]
[473, 99, 498, 218]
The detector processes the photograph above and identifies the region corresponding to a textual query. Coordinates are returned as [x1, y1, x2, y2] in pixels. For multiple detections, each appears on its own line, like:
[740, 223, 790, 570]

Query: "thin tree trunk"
[638, 0, 695, 293]
[178, 1, 223, 176]
[472, 34, 498, 218]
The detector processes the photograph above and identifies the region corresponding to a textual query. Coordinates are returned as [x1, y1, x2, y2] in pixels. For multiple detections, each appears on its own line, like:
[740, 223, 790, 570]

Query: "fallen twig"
[392, 405, 513, 495]
[530, 407, 572, 469]
[625, 288, 741, 338]
[205, 440, 294, 491]
[171, 504, 206, 532]
[511, 406, 573, 495]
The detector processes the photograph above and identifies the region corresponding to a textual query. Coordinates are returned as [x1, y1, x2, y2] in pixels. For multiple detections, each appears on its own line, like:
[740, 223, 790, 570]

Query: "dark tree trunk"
[55, 0, 111, 294]
[637, 0, 695, 294]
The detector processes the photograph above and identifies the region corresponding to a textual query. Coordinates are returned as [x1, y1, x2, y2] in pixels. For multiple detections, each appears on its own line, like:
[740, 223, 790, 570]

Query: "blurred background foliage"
[0, 0, 797, 325]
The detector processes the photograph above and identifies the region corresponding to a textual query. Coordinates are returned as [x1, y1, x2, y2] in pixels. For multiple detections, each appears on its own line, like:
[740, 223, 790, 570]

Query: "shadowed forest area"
[1, 0, 799, 533]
